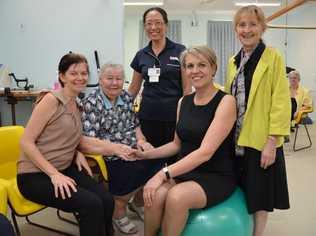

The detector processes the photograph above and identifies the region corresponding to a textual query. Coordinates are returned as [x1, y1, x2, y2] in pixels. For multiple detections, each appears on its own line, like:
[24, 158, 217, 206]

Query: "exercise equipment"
[158, 188, 253, 236]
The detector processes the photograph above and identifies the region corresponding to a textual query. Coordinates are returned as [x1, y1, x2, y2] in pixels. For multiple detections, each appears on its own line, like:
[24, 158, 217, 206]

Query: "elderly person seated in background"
[81, 63, 160, 234]
[288, 70, 314, 123]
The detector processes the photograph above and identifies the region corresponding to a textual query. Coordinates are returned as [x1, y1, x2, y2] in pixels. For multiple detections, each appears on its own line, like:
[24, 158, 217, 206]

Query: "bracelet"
[162, 164, 171, 180]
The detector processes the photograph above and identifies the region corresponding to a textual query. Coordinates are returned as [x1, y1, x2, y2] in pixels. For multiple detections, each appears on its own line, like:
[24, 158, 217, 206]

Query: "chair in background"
[0, 125, 75, 236]
[293, 109, 313, 151]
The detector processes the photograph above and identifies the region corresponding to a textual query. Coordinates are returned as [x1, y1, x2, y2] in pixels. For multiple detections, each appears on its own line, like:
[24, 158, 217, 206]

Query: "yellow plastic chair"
[293, 109, 313, 151]
[0, 182, 8, 215]
[85, 154, 109, 182]
[0, 126, 75, 236]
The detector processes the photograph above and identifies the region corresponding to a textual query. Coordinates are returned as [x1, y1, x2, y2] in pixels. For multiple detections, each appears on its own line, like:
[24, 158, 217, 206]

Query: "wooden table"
[0, 89, 42, 125]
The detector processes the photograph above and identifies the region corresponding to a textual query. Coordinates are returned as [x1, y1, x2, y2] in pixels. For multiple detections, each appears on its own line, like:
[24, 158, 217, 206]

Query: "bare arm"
[134, 97, 184, 159]
[140, 136, 181, 159]
[20, 93, 77, 199]
[79, 136, 134, 161]
[135, 126, 146, 143]
[128, 70, 143, 98]
[20, 93, 60, 177]
[135, 126, 154, 151]
[79, 136, 116, 156]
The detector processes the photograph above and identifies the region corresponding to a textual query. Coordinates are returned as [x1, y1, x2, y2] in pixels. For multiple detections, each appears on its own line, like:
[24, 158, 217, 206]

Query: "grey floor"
[11, 124, 316, 236]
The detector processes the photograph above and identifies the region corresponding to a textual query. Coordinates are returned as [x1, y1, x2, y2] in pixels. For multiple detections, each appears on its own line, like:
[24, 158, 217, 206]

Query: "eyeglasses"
[144, 21, 164, 28]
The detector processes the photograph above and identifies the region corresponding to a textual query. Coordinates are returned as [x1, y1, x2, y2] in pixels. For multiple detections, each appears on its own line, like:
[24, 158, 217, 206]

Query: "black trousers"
[17, 165, 114, 236]
[140, 119, 177, 165]
[0, 214, 15, 236]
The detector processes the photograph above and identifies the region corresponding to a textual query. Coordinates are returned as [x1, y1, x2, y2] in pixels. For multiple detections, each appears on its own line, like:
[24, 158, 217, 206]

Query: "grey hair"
[99, 63, 125, 80]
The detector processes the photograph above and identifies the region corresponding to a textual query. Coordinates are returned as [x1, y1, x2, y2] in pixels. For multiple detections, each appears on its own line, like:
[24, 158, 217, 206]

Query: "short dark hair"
[58, 53, 89, 87]
[143, 7, 168, 24]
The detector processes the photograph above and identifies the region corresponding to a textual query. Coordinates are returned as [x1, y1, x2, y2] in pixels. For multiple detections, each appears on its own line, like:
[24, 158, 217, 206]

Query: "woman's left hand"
[143, 172, 164, 207]
[75, 151, 93, 176]
[261, 136, 277, 169]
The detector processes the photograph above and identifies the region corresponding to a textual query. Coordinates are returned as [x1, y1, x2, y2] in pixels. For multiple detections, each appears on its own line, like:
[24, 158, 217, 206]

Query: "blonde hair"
[180, 46, 217, 75]
[288, 70, 301, 81]
[234, 5, 267, 32]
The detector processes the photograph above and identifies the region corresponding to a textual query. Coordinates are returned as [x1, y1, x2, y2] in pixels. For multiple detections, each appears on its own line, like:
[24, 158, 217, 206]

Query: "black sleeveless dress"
[175, 90, 237, 207]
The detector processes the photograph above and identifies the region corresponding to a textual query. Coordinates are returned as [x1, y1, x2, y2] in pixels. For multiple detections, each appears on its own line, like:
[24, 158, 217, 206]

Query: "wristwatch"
[162, 165, 171, 180]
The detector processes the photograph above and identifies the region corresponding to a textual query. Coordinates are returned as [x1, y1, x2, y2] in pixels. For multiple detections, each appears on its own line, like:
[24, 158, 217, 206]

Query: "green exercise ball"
[158, 188, 253, 236]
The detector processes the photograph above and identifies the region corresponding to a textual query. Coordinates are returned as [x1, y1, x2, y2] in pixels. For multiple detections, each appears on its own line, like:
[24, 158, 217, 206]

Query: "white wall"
[286, 3, 316, 89]
[124, 5, 316, 119]
[124, 13, 140, 82]
[124, 10, 287, 82]
[285, 2, 316, 119]
[0, 0, 124, 125]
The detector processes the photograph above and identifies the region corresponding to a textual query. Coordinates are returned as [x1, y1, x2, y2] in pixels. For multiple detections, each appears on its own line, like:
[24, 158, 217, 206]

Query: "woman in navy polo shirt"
[129, 7, 191, 165]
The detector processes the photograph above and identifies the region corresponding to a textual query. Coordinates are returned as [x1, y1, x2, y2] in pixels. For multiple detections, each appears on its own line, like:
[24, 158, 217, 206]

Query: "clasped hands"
[112, 141, 153, 161]
[49, 143, 153, 200]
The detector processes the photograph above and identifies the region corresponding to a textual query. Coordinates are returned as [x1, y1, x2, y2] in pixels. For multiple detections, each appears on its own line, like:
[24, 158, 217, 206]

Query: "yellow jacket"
[225, 47, 291, 151]
[295, 85, 313, 112]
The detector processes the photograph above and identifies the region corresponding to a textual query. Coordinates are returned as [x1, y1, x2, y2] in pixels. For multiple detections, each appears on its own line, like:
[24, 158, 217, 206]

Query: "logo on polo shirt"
[169, 56, 179, 61]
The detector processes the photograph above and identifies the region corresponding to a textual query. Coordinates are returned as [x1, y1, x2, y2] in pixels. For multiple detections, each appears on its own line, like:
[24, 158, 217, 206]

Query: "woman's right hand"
[143, 171, 165, 207]
[50, 172, 77, 199]
[113, 143, 136, 161]
[124, 149, 148, 160]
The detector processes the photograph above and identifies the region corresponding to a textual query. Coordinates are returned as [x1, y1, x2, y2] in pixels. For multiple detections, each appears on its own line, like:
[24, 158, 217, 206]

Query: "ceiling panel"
[124, 0, 287, 14]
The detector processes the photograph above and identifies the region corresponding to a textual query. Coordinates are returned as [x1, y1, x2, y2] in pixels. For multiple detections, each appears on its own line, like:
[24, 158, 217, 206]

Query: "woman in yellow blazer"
[225, 6, 291, 236]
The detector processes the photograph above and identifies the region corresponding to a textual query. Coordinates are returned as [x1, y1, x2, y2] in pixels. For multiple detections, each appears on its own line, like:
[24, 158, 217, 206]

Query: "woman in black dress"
[133, 46, 237, 236]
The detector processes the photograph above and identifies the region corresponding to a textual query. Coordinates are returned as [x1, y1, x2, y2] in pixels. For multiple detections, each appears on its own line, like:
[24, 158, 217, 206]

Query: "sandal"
[128, 201, 144, 221]
[113, 216, 138, 235]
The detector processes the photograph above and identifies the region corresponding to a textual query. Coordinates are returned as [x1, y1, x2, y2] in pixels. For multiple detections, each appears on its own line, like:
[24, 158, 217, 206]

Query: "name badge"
[148, 67, 160, 83]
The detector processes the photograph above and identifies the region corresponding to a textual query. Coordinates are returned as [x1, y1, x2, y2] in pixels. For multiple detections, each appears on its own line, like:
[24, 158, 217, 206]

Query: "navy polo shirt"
[130, 38, 185, 122]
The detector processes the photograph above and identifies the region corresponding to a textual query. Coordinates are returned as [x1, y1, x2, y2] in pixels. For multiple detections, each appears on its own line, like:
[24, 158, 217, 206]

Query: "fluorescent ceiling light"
[124, 2, 163, 6]
[235, 2, 281, 7]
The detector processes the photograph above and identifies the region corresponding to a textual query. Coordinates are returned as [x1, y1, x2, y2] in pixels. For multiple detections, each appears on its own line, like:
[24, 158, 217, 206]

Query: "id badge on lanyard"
[148, 65, 160, 83]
